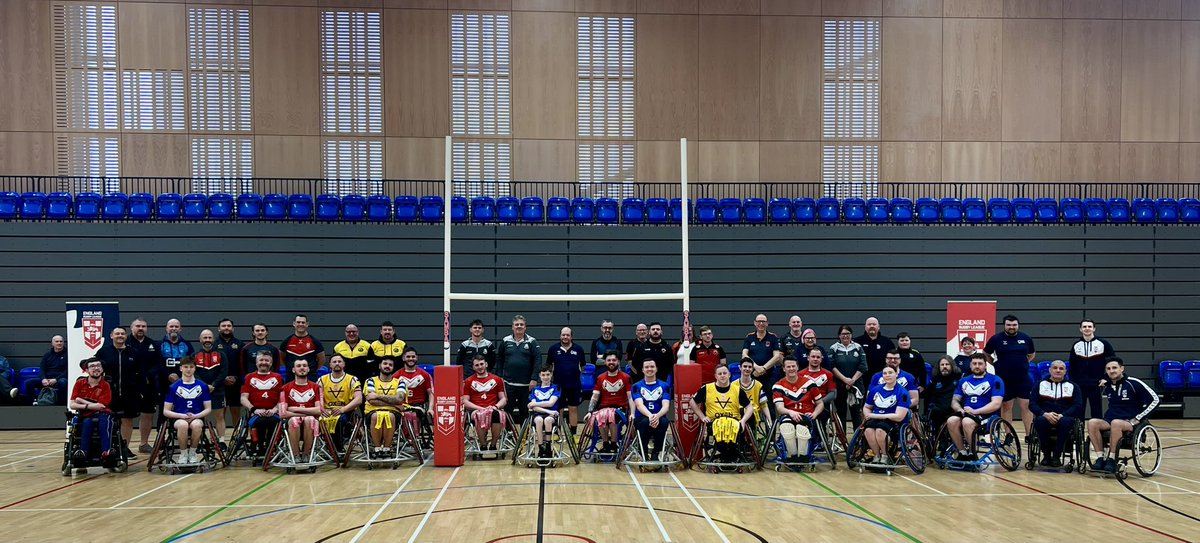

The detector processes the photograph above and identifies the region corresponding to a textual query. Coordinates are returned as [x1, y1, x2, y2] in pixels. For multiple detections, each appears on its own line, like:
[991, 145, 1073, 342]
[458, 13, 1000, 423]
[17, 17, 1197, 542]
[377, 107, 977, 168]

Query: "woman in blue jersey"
[528, 365, 562, 458]
[632, 359, 671, 461]
[862, 365, 911, 464]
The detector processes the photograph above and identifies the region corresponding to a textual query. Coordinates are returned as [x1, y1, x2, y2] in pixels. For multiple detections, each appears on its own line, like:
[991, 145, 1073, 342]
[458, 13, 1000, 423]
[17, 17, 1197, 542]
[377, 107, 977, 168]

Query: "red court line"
[0, 459, 146, 510]
[993, 475, 1190, 543]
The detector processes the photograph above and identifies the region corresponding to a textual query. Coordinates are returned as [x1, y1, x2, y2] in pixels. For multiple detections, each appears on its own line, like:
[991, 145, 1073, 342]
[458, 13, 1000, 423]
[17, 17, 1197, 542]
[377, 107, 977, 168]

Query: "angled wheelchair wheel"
[901, 424, 926, 474]
[1132, 424, 1161, 477]
[844, 428, 868, 471]
[990, 418, 1021, 472]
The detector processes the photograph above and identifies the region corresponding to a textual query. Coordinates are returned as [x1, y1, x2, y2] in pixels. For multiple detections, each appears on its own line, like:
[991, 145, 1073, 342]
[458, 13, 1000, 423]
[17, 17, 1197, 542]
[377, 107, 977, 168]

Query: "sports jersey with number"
[632, 380, 669, 419]
[465, 373, 504, 409]
[167, 379, 211, 415]
[281, 381, 322, 411]
[594, 371, 632, 409]
[772, 377, 825, 414]
[393, 367, 433, 406]
[318, 373, 361, 408]
[866, 384, 911, 416]
[955, 373, 1006, 411]
[241, 372, 284, 410]
[363, 376, 404, 414]
[797, 368, 836, 398]
[530, 384, 561, 412]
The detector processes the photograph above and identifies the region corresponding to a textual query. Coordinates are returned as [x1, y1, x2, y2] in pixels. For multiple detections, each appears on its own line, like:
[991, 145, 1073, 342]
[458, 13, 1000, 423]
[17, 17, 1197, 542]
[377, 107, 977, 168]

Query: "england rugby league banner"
[66, 301, 119, 401]
[946, 301, 995, 356]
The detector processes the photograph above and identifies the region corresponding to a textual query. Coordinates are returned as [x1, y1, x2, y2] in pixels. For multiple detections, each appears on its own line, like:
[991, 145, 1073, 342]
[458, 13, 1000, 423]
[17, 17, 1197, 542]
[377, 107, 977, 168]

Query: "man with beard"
[369, 321, 406, 378]
[318, 354, 361, 453]
[363, 357, 406, 454]
[97, 327, 141, 458]
[334, 324, 372, 382]
[214, 319, 244, 429]
[239, 323, 281, 374]
[280, 314, 325, 374]
[393, 347, 433, 416]
[925, 355, 961, 432]
[855, 317, 895, 378]
[780, 315, 806, 360]
[1087, 357, 1158, 473]
[983, 315, 1037, 434]
[464, 355, 509, 453]
[590, 320, 622, 366]
[240, 351, 285, 459]
[632, 322, 674, 384]
[456, 319, 496, 371]
[585, 352, 632, 453]
[192, 329, 229, 445]
[946, 353, 1005, 461]
[625, 323, 648, 366]
[127, 318, 160, 453]
[279, 359, 325, 463]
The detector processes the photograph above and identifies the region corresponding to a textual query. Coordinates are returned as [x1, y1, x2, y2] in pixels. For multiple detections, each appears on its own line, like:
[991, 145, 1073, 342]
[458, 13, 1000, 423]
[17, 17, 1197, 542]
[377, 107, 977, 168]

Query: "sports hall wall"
[0, 221, 1196, 385]
[4, 0, 1200, 185]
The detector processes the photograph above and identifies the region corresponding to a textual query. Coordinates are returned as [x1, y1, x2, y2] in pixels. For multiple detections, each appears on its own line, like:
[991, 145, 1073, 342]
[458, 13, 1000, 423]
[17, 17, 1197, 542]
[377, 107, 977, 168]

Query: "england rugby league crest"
[83, 317, 104, 350]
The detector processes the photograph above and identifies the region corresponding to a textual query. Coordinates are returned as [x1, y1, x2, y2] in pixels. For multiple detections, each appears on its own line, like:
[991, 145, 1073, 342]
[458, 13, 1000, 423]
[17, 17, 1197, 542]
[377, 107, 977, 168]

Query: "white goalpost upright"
[441, 136, 693, 365]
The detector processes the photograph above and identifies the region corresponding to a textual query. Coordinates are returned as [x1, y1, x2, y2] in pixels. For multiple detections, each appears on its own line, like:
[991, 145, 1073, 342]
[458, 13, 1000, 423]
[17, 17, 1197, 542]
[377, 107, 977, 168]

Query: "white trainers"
[8, 387, 17, 399]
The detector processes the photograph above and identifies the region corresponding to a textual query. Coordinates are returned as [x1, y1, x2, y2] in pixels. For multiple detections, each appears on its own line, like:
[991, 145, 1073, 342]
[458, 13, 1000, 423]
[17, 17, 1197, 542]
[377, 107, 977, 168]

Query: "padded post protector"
[433, 365, 464, 467]
[675, 363, 702, 457]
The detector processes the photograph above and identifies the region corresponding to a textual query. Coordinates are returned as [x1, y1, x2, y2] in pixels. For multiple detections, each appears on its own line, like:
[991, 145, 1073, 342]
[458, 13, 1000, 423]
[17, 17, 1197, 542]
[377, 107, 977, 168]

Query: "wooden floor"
[0, 422, 1198, 543]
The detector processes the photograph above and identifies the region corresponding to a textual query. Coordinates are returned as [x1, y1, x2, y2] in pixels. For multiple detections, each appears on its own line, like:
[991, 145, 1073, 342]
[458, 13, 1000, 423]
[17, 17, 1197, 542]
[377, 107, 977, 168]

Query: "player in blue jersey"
[983, 315, 1037, 434]
[862, 366, 911, 464]
[163, 356, 212, 464]
[528, 365, 562, 458]
[945, 353, 1005, 461]
[870, 350, 920, 408]
[1087, 357, 1159, 473]
[632, 359, 671, 461]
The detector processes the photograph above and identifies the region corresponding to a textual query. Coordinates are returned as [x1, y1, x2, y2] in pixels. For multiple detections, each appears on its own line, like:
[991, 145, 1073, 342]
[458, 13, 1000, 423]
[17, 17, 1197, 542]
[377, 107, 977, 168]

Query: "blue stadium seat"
[288, 194, 313, 220]
[155, 194, 181, 220]
[571, 197, 594, 223]
[1084, 198, 1108, 223]
[47, 192, 73, 219]
[925, 362, 933, 387]
[1028, 363, 1040, 389]
[596, 198, 618, 224]
[841, 198, 866, 223]
[1107, 198, 1130, 223]
[669, 198, 690, 224]
[1037, 361, 1052, 380]
[866, 198, 889, 223]
[580, 364, 596, 390]
[101, 193, 128, 220]
[890, 198, 914, 223]
[769, 198, 793, 223]
[450, 196, 469, 223]
[646, 198, 670, 224]
[262, 194, 287, 220]
[1186, 360, 1200, 388]
[182, 193, 207, 220]
[497, 196, 520, 222]
[316, 194, 341, 221]
[237, 193, 262, 220]
[394, 195, 419, 221]
[621, 198, 645, 224]
[964, 198, 987, 223]
[1156, 198, 1179, 223]
[471, 196, 495, 223]
[718, 198, 742, 224]
[1060, 198, 1084, 223]
[365, 195, 390, 221]
[743, 198, 766, 224]
[987, 198, 1011, 223]
[1159, 361, 1185, 390]
[1034, 198, 1058, 223]
[939, 198, 963, 223]
[19, 192, 46, 219]
[74, 192, 101, 219]
[420, 196, 445, 222]
[793, 198, 816, 223]
[519, 197, 544, 223]
[1180, 198, 1200, 224]
[208, 193, 234, 220]
[128, 193, 154, 220]
[1011, 198, 1035, 223]
[916, 197, 939, 223]
[0, 191, 17, 219]
[341, 194, 366, 221]
[547, 197, 570, 223]
[817, 197, 840, 223]
[694, 198, 719, 224]
[1132, 198, 1156, 223]
[18, 367, 41, 396]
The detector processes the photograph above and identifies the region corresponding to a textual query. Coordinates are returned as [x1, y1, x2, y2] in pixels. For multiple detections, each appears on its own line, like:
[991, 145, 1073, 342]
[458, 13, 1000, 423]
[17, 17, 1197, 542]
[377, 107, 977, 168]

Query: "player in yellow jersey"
[363, 357, 407, 454]
[735, 358, 771, 445]
[318, 354, 362, 453]
[689, 365, 755, 465]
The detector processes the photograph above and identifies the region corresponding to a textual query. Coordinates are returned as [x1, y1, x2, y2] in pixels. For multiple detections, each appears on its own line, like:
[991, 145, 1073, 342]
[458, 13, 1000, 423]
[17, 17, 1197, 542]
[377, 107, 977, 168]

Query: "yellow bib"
[703, 383, 743, 420]
[319, 373, 360, 409]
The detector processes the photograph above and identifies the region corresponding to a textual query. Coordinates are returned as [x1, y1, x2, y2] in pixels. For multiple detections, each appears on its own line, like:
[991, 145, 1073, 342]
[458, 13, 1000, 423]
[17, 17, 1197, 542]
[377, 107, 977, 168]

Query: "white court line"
[1139, 479, 1200, 496]
[627, 466, 671, 542]
[109, 474, 193, 509]
[349, 460, 428, 543]
[0, 450, 33, 460]
[899, 474, 947, 496]
[1162, 436, 1200, 444]
[0, 501, 436, 513]
[1156, 471, 1200, 487]
[405, 466, 459, 543]
[0, 450, 60, 469]
[669, 471, 730, 543]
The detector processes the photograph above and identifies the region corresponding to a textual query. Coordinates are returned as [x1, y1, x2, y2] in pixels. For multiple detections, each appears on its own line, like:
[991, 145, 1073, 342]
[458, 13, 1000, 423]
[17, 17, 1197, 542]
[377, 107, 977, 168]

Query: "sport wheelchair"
[345, 409, 426, 469]
[846, 417, 927, 475]
[61, 412, 129, 475]
[146, 418, 226, 474]
[1025, 418, 1084, 473]
[464, 407, 519, 460]
[759, 414, 836, 472]
[1080, 420, 1161, 479]
[616, 417, 686, 472]
[931, 415, 1021, 472]
[689, 415, 761, 473]
[262, 416, 340, 473]
[225, 411, 281, 467]
[576, 408, 630, 464]
[513, 408, 580, 468]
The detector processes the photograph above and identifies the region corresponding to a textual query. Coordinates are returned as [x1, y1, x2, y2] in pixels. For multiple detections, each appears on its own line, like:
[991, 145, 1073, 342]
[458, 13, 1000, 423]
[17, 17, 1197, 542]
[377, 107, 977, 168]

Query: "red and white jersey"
[797, 368, 836, 398]
[281, 381, 322, 411]
[393, 367, 433, 406]
[241, 372, 284, 410]
[465, 372, 504, 408]
[772, 377, 825, 414]
[594, 371, 632, 409]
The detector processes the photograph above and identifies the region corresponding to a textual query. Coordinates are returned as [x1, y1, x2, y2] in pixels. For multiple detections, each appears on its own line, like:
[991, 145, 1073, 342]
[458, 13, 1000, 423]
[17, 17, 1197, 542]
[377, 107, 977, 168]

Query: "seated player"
[736, 358, 771, 427]
[528, 365, 562, 458]
[163, 356, 213, 464]
[773, 357, 827, 462]
[945, 354, 1005, 461]
[870, 350, 920, 408]
[1030, 360, 1082, 467]
[68, 357, 115, 464]
[862, 366, 911, 465]
[1087, 357, 1159, 473]
[319, 354, 362, 449]
[584, 351, 632, 453]
[464, 355, 509, 452]
[797, 349, 838, 414]
[925, 355, 962, 432]
[631, 359, 671, 461]
[279, 359, 324, 463]
[363, 357, 406, 455]
[240, 352, 285, 451]
[394, 347, 433, 417]
[690, 364, 753, 463]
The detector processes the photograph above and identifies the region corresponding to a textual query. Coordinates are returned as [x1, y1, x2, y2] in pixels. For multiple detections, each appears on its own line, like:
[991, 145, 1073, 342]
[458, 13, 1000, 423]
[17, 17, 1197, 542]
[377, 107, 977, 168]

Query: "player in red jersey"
[393, 347, 433, 415]
[463, 355, 508, 451]
[584, 351, 632, 453]
[240, 351, 284, 452]
[773, 357, 828, 462]
[279, 359, 324, 462]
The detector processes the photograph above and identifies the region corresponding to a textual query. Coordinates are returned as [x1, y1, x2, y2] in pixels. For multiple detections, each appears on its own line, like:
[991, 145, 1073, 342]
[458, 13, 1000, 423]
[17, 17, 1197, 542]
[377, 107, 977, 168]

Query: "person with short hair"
[945, 354, 1005, 461]
[547, 327, 587, 429]
[688, 325, 727, 385]
[585, 352, 632, 453]
[32, 335, 68, 404]
[496, 315, 540, 425]
[456, 319, 496, 370]
[163, 356, 212, 464]
[239, 323, 281, 374]
[632, 322, 674, 384]
[334, 324, 373, 382]
[773, 357, 827, 462]
[69, 357, 115, 464]
[528, 365, 562, 458]
[742, 314, 783, 389]
[370, 321, 406, 377]
[393, 347, 433, 415]
[126, 318, 160, 453]
[96, 326, 141, 459]
[464, 355, 509, 452]
[862, 366, 910, 464]
[214, 319, 244, 431]
[280, 314, 325, 375]
[1029, 360, 1082, 467]
[318, 353, 362, 450]
[363, 357, 406, 454]
[590, 320, 622, 366]
[895, 332, 926, 393]
[953, 336, 990, 374]
[1070, 319, 1115, 419]
[780, 315, 806, 360]
[631, 359, 671, 461]
[240, 351, 285, 454]
[1087, 357, 1159, 473]
[855, 317, 896, 378]
[192, 329, 229, 445]
[690, 365, 753, 463]
[828, 325, 868, 429]
[799, 329, 830, 372]
[279, 359, 324, 463]
[983, 314, 1037, 434]
[736, 358, 770, 426]
[870, 350, 920, 408]
[625, 323, 648, 365]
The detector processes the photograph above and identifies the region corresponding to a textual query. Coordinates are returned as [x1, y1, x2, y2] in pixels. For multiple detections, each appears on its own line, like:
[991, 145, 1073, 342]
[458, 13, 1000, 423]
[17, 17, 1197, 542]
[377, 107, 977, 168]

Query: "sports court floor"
[0, 422, 1197, 543]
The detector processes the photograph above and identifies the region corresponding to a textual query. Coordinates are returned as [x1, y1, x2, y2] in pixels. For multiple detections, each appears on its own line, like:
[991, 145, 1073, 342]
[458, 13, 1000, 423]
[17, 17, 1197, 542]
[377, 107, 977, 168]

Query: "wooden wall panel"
[512, 0, 569, 10]
[1004, 0, 1062, 18]
[636, 15, 698, 140]
[252, 6, 320, 135]
[636, 139, 697, 182]
[883, 18, 941, 140]
[0, 0, 52, 132]
[1002, 19, 1062, 141]
[118, 3, 186, 70]
[760, 17, 820, 141]
[699, 16, 759, 141]
[386, 0, 448, 8]
[384, 137, 444, 180]
[448, 0, 512, 9]
[1060, 142, 1120, 182]
[881, 141, 941, 182]
[1187, 0, 1200, 19]
[0, 132, 55, 176]
[1121, 21, 1181, 142]
[576, 0, 637, 13]
[697, 141, 758, 181]
[761, 0, 820, 15]
[698, 0, 759, 14]
[1062, 20, 1121, 141]
[385, 9, 449, 138]
[883, 0, 942, 17]
[1124, 0, 1182, 19]
[943, 18, 1002, 141]
[120, 134, 189, 177]
[513, 139, 575, 180]
[638, 0, 698, 14]
[1180, 22, 1200, 140]
[942, 141, 1000, 181]
[823, 0, 883, 16]
[944, 0, 1002, 17]
[1180, 143, 1200, 180]
[512, 12, 575, 139]
[1001, 142, 1060, 181]
[759, 141, 821, 182]
[1063, 0, 1123, 18]
[254, 136, 321, 178]
[1121, 143, 1179, 181]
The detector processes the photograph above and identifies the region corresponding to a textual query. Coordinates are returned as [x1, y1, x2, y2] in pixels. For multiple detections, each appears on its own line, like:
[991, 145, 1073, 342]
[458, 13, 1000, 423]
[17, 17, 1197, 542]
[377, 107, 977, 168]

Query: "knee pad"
[712, 417, 739, 444]
[796, 425, 811, 441]
[779, 423, 797, 440]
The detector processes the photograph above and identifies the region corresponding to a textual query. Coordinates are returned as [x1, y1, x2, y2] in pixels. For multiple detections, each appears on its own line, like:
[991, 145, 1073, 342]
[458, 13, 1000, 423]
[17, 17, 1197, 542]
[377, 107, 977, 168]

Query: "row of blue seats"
[1159, 360, 1200, 390]
[3, 191, 1199, 224]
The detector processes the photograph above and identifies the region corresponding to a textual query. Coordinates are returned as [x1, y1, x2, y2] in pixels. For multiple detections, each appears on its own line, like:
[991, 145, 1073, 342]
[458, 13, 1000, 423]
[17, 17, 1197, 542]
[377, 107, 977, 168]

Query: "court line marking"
[0, 501, 436, 513]
[0, 450, 60, 469]
[1138, 478, 1200, 496]
[1161, 436, 1200, 444]
[626, 466, 671, 542]
[0, 450, 33, 459]
[161, 474, 284, 543]
[1156, 471, 1200, 487]
[405, 466, 459, 543]
[110, 474, 193, 509]
[669, 471, 730, 543]
[799, 472, 924, 543]
[899, 475, 946, 496]
[348, 461, 427, 543]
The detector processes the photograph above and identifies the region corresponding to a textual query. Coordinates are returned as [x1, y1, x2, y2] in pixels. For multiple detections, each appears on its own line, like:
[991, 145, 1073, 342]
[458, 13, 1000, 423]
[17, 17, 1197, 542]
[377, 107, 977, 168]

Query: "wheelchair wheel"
[844, 428, 868, 471]
[1024, 433, 1038, 470]
[1132, 424, 1161, 477]
[900, 424, 926, 474]
[990, 418, 1021, 472]
[931, 424, 954, 469]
